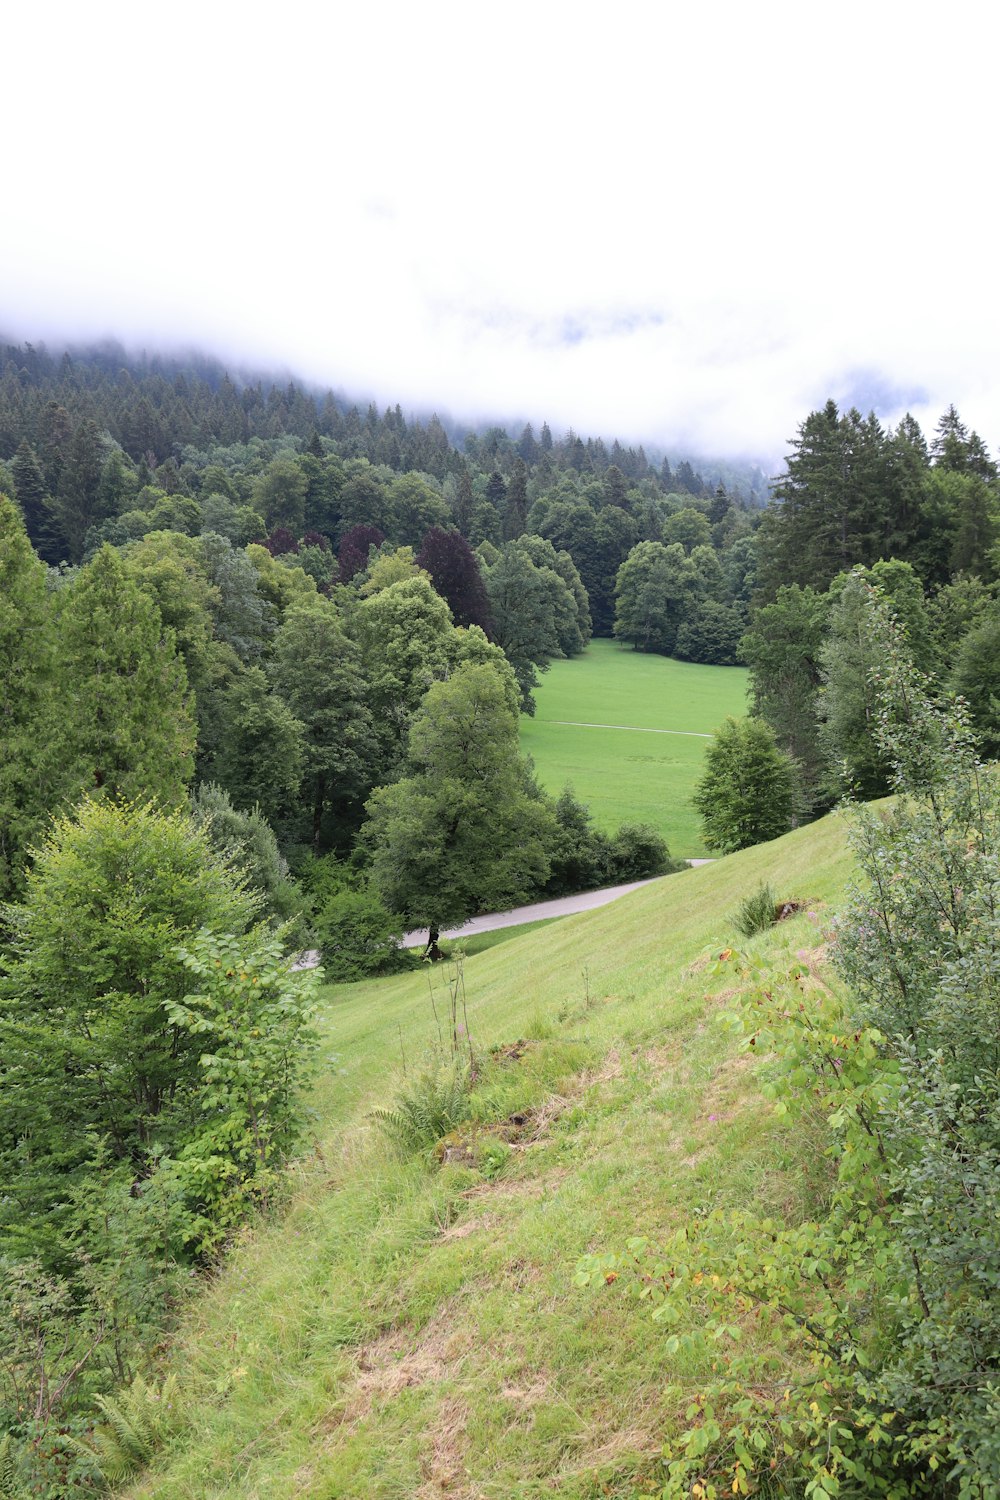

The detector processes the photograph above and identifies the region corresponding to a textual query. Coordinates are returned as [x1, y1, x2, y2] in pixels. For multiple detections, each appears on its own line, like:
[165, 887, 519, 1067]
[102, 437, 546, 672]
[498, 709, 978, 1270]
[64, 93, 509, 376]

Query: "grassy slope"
[131, 812, 852, 1500]
[519, 639, 749, 858]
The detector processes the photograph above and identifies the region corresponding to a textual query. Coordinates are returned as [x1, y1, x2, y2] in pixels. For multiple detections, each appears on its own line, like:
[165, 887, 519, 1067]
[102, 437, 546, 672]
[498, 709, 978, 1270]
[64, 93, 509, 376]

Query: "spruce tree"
[10, 440, 48, 544]
[0, 496, 58, 896]
[57, 545, 195, 804]
[503, 457, 529, 539]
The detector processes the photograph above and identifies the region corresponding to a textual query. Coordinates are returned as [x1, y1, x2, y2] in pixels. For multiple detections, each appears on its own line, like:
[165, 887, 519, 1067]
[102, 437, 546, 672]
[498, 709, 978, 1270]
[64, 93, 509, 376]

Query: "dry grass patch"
[435, 1215, 499, 1243]
[415, 1396, 473, 1499]
[700, 1052, 762, 1126]
[640, 1040, 683, 1073]
[460, 1166, 571, 1205]
[326, 1305, 476, 1432]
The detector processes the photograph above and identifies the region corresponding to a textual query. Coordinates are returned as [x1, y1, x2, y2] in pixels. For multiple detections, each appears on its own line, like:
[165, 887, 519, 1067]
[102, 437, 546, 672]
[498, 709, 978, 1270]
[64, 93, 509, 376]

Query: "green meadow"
[128, 812, 851, 1499]
[519, 638, 749, 858]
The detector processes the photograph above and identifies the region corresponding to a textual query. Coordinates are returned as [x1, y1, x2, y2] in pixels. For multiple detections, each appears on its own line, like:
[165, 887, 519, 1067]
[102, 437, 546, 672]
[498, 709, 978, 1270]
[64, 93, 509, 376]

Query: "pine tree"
[604, 464, 629, 510]
[931, 404, 971, 471]
[10, 440, 48, 544]
[57, 546, 196, 803]
[0, 496, 58, 896]
[453, 465, 474, 535]
[503, 458, 528, 539]
[49, 418, 107, 561]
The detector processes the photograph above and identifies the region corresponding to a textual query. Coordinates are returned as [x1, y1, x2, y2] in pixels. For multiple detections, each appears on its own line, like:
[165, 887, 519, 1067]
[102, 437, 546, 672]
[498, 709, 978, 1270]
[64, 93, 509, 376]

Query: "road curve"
[401, 861, 714, 949]
[291, 862, 716, 968]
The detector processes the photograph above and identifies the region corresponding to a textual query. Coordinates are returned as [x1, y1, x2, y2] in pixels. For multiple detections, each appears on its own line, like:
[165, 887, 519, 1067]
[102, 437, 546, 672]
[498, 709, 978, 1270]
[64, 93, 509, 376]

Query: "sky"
[3, 1, 998, 467]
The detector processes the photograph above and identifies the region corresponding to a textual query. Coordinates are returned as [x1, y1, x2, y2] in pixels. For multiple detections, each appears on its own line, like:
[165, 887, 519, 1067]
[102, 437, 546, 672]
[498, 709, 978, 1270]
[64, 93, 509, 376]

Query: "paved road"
[291, 862, 715, 968]
[401, 861, 714, 949]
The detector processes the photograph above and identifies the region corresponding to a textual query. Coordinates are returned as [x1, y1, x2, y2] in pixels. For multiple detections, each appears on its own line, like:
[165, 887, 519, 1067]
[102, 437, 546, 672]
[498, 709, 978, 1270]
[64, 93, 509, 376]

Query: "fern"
[372, 1055, 472, 1152]
[0, 1435, 26, 1500]
[69, 1373, 179, 1483]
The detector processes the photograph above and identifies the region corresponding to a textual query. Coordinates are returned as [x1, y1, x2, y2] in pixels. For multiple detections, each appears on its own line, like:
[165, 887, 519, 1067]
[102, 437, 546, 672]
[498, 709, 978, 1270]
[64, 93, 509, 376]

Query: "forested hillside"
[4, 337, 997, 849]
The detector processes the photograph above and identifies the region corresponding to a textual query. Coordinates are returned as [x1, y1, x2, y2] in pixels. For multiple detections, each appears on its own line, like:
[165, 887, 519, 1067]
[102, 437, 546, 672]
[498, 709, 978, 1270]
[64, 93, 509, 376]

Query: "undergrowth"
[732, 882, 777, 937]
[371, 1053, 474, 1153]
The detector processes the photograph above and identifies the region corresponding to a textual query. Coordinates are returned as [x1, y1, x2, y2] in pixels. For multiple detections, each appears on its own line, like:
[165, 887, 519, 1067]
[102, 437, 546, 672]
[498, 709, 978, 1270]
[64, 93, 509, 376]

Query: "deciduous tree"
[0, 799, 257, 1245]
[270, 598, 377, 849]
[57, 546, 195, 806]
[362, 663, 555, 952]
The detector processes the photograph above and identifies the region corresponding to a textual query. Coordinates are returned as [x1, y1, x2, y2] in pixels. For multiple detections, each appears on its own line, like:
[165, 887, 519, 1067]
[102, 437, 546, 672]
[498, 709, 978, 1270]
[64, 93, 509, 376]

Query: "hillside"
[127, 811, 854, 1499]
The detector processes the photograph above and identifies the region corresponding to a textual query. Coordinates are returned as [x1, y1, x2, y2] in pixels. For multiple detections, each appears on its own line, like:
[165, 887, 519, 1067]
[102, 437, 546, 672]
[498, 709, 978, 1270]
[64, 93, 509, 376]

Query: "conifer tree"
[10, 440, 48, 543]
[0, 496, 58, 896]
[57, 546, 195, 805]
[503, 457, 529, 539]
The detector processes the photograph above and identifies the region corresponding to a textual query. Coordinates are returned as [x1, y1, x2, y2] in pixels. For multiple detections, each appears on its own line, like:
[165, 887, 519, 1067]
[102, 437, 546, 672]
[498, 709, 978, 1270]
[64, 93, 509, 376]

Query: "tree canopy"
[362, 662, 556, 942]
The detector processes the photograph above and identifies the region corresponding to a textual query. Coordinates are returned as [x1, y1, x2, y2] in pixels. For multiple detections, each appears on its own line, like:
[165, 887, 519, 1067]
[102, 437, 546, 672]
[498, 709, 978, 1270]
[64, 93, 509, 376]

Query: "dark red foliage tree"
[416, 527, 493, 634]
[265, 527, 299, 556]
[338, 523, 385, 584]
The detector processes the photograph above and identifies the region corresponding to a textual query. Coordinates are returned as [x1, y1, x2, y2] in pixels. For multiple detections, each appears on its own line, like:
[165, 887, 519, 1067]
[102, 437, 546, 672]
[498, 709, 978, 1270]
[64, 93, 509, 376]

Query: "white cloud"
[3, 0, 999, 465]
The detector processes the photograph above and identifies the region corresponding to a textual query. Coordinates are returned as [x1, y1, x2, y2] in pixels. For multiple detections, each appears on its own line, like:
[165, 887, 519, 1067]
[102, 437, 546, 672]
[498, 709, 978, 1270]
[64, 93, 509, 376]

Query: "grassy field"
[519, 638, 749, 858]
[129, 811, 853, 1500]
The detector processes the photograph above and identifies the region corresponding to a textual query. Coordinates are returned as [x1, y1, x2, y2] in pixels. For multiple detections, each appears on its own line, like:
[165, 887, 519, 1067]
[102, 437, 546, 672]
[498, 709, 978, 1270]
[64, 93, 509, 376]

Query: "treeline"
[3, 338, 999, 839]
[0, 338, 765, 653]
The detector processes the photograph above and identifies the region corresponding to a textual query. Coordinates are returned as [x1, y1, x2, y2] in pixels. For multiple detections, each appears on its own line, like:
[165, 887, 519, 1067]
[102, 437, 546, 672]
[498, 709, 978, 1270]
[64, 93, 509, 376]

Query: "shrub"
[733, 881, 777, 937]
[543, 787, 613, 896]
[164, 930, 319, 1251]
[606, 822, 679, 882]
[544, 791, 681, 895]
[312, 885, 406, 981]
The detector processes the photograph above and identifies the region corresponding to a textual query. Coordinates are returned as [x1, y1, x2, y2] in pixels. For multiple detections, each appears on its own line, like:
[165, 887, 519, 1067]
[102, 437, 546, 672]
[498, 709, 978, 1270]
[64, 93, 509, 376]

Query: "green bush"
[164, 930, 319, 1252]
[312, 885, 406, 981]
[606, 822, 680, 882]
[733, 881, 777, 937]
[544, 790, 681, 895]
